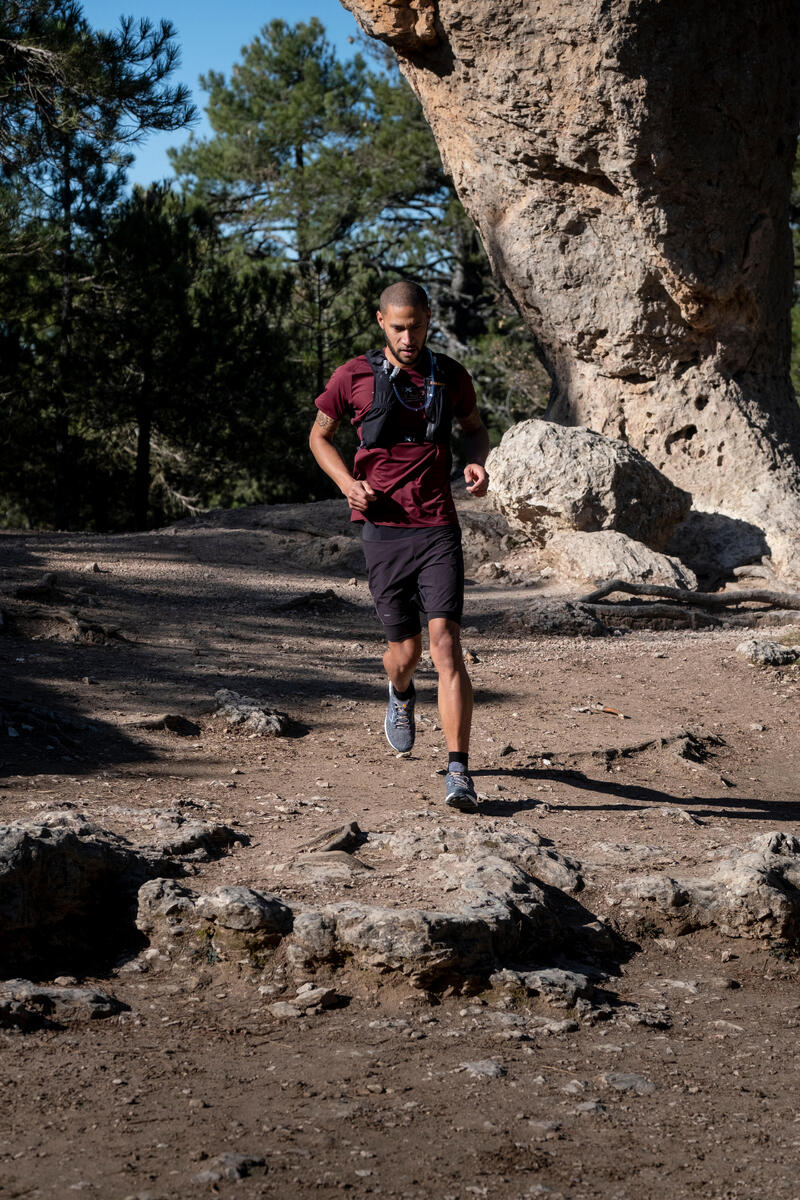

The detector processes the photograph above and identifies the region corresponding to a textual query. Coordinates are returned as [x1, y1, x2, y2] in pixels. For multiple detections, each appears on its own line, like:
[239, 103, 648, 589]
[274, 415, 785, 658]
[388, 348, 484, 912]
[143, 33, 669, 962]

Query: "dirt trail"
[1, 504, 799, 1200]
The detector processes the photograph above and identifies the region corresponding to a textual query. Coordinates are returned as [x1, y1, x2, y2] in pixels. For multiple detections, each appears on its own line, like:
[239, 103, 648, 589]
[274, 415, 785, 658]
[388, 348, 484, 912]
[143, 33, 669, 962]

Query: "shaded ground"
[1, 501, 799, 1200]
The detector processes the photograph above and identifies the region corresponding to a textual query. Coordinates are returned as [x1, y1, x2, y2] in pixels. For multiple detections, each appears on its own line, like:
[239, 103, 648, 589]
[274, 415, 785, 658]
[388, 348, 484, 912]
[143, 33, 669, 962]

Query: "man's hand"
[464, 463, 488, 497]
[347, 479, 377, 512]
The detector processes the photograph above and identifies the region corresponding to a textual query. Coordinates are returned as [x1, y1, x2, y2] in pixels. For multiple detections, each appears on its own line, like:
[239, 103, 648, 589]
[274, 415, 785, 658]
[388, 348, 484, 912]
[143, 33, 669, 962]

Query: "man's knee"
[428, 620, 463, 674]
[387, 634, 422, 673]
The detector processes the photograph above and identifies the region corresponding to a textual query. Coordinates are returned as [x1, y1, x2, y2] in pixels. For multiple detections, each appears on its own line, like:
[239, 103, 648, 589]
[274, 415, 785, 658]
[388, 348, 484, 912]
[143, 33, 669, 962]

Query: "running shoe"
[444, 769, 478, 812]
[384, 681, 416, 752]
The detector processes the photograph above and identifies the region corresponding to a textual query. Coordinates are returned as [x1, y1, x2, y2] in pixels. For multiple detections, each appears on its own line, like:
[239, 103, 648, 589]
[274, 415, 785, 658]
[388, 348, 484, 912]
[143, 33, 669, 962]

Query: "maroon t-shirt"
[315, 351, 477, 527]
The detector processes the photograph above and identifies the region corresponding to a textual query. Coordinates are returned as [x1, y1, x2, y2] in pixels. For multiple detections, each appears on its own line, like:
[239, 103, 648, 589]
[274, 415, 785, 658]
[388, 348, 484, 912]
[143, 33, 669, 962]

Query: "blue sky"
[80, 1, 363, 186]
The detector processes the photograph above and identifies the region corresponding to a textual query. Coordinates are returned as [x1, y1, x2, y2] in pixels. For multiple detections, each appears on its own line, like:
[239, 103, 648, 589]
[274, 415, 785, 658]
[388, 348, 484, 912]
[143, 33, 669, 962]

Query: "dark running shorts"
[361, 524, 464, 642]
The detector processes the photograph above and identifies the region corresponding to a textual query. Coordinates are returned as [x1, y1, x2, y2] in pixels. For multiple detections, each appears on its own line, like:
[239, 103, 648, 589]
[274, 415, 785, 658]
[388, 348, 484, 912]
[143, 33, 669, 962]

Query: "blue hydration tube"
[391, 348, 436, 415]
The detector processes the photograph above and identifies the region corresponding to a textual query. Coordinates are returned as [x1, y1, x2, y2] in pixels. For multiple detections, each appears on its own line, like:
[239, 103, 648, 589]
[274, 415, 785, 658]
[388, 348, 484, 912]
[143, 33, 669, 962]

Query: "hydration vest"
[358, 348, 452, 449]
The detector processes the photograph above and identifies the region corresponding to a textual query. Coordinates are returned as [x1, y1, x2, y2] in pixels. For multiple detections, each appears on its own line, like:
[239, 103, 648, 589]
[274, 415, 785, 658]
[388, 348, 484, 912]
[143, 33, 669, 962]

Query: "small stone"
[461, 1059, 507, 1078]
[214, 688, 290, 736]
[538, 1019, 580, 1035]
[529, 1120, 560, 1136]
[269, 1001, 303, 1019]
[298, 821, 362, 854]
[193, 1152, 265, 1183]
[709, 976, 740, 991]
[600, 1072, 657, 1095]
[736, 639, 799, 667]
[290, 986, 338, 1011]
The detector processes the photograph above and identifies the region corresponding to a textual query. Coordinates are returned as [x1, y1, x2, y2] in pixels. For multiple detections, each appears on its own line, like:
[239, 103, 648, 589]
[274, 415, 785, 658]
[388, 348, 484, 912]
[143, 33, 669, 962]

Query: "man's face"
[376, 303, 431, 370]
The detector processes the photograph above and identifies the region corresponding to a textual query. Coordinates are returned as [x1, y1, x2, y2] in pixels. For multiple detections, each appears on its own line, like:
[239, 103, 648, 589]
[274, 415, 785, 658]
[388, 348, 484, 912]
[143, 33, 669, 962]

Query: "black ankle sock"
[394, 682, 414, 701]
[448, 752, 469, 774]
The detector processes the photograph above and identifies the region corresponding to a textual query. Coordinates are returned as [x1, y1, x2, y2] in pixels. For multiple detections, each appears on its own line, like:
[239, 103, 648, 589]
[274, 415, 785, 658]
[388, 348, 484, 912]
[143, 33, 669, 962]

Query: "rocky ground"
[1, 497, 799, 1200]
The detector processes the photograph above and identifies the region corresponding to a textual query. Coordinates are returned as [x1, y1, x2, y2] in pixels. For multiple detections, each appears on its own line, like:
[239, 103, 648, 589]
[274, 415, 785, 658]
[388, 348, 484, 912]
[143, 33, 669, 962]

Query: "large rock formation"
[340, 0, 800, 577]
[485, 418, 691, 547]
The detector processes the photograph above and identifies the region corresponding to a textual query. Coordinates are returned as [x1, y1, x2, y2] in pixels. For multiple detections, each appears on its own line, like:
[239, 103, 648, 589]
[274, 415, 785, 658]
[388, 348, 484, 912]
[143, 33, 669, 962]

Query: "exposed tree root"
[540, 729, 724, 768]
[578, 580, 800, 629]
[1, 602, 127, 644]
[581, 579, 800, 608]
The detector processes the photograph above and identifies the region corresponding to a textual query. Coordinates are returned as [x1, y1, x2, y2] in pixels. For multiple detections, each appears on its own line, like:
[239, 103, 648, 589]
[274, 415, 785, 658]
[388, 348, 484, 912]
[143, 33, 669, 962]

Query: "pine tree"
[0, 0, 194, 526]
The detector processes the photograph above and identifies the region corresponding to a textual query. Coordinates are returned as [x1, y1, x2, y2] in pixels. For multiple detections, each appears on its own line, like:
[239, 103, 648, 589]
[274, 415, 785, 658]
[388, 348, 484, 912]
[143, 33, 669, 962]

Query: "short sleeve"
[315, 362, 354, 421]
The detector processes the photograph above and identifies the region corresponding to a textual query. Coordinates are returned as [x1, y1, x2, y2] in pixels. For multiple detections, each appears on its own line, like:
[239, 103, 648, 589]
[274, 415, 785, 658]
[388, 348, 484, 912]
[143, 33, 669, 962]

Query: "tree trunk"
[54, 143, 74, 530]
[133, 403, 152, 529]
[341, 0, 800, 577]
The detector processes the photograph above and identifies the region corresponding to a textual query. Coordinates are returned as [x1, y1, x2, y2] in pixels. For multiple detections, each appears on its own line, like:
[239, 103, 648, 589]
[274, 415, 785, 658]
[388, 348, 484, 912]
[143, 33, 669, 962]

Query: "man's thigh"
[361, 526, 463, 640]
[415, 526, 464, 625]
[362, 534, 423, 640]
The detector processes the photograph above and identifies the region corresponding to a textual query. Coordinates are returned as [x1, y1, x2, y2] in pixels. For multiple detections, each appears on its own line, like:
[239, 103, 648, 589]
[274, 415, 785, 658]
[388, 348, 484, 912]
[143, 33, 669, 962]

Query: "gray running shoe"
[444, 769, 478, 812]
[384, 681, 416, 752]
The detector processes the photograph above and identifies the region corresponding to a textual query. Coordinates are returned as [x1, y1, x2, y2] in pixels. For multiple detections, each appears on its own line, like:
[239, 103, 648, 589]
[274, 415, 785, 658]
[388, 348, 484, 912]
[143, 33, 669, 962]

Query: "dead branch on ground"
[580, 580, 800, 609]
[579, 580, 800, 626]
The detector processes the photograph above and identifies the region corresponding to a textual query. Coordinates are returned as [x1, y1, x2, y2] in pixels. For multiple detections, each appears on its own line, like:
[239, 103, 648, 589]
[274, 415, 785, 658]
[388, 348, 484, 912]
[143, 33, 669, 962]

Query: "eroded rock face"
[136, 825, 596, 989]
[341, 0, 800, 576]
[615, 832, 800, 942]
[343, 0, 437, 53]
[486, 418, 691, 549]
[0, 812, 174, 976]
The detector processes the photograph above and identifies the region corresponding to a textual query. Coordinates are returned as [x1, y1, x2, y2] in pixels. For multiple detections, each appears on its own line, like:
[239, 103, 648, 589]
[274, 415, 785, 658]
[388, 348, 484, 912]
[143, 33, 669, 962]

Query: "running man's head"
[376, 281, 431, 370]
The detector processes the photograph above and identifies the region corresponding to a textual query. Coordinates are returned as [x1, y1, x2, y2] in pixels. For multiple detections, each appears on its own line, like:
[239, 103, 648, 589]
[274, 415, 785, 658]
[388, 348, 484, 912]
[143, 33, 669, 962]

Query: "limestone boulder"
[735, 639, 799, 668]
[541, 530, 698, 589]
[486, 420, 691, 550]
[136, 879, 294, 967]
[213, 689, 291, 736]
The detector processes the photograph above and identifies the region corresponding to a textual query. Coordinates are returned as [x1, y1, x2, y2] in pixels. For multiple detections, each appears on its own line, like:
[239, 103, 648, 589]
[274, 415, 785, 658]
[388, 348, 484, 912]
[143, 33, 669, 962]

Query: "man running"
[309, 281, 489, 811]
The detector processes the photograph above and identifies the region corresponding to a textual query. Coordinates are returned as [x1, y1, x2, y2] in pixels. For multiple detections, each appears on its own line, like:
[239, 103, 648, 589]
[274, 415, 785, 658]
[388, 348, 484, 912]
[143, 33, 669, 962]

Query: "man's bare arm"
[457, 407, 490, 497]
[308, 410, 376, 512]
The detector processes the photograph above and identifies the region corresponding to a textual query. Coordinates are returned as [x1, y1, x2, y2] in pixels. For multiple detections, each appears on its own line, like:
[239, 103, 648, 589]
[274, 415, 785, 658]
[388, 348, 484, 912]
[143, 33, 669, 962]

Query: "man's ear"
[376, 309, 385, 332]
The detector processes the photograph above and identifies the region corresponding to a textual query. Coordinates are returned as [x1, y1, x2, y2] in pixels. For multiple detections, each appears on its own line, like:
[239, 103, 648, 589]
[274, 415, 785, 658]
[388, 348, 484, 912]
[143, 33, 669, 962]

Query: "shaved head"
[379, 281, 430, 314]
